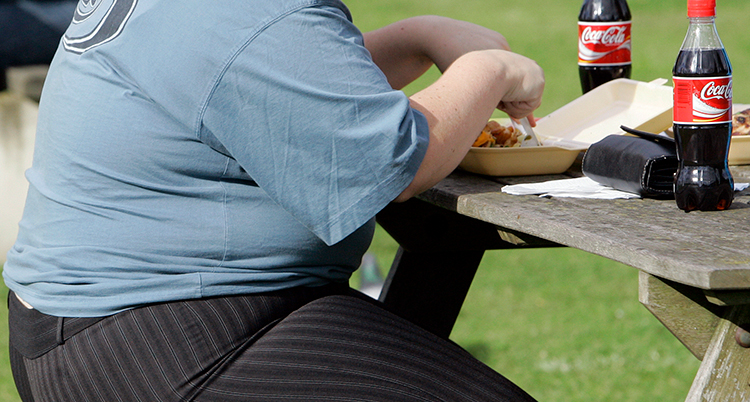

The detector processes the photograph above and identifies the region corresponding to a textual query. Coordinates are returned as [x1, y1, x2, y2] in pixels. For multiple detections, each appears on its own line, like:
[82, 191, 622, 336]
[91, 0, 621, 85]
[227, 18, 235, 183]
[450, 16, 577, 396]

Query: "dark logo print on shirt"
[63, 0, 138, 54]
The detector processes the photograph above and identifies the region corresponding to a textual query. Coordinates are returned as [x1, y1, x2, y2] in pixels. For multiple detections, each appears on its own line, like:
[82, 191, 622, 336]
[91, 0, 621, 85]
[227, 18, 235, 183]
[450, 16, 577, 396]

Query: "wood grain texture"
[686, 304, 750, 402]
[638, 271, 724, 361]
[419, 168, 750, 290]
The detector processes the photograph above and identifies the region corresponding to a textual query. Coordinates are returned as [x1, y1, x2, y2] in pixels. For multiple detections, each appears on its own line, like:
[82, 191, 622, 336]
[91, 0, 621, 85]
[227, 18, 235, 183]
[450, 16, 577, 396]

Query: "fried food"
[472, 129, 493, 147]
[472, 120, 525, 148]
[733, 108, 750, 136]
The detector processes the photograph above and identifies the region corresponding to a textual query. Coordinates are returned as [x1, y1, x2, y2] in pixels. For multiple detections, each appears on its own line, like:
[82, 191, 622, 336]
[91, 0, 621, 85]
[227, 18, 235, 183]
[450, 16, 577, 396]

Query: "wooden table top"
[418, 165, 750, 291]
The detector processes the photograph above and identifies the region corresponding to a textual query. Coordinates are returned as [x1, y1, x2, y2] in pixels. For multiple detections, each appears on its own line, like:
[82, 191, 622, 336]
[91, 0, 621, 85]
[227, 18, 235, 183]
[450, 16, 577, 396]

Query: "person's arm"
[364, 16, 545, 201]
[363, 16, 512, 90]
[404, 50, 544, 201]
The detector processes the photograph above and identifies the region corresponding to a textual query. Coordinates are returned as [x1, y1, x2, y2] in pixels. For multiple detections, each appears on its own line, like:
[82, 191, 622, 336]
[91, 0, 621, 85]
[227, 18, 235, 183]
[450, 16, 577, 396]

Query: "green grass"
[359, 226, 698, 402]
[451, 249, 697, 402]
[0, 284, 15, 402]
[6, 0, 748, 400]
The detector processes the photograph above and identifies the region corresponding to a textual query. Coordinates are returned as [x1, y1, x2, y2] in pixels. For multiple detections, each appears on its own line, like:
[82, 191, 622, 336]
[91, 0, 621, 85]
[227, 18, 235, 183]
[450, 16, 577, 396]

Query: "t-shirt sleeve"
[201, 4, 429, 246]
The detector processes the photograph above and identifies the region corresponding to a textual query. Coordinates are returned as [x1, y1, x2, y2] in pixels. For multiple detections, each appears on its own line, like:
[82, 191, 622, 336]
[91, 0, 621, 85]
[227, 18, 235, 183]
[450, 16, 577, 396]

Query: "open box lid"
[459, 78, 676, 176]
[535, 78, 674, 150]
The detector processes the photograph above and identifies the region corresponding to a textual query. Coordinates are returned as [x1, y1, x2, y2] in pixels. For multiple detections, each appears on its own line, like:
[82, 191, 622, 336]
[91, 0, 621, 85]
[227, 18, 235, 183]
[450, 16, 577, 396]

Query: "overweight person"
[4, 1, 544, 401]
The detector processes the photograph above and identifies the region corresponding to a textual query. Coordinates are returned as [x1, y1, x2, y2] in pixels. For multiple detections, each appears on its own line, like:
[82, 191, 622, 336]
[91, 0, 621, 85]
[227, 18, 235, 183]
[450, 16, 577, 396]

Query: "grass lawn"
[362, 226, 699, 402]
[3, 0, 749, 400]
[453, 249, 697, 402]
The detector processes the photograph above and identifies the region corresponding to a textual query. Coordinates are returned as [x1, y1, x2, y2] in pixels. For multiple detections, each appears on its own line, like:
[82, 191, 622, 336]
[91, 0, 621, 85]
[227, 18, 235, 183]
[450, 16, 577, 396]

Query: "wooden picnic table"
[376, 163, 750, 402]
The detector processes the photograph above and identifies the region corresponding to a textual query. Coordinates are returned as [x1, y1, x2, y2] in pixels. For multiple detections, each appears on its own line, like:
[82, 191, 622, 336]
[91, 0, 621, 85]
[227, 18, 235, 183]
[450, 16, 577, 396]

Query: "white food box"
[460, 78, 675, 176]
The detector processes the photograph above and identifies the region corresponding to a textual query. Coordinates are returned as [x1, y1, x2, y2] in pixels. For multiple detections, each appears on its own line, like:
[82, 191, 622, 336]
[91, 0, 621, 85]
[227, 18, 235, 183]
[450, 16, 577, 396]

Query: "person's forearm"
[364, 16, 510, 90]
[363, 16, 543, 201]
[363, 18, 435, 90]
[395, 50, 543, 202]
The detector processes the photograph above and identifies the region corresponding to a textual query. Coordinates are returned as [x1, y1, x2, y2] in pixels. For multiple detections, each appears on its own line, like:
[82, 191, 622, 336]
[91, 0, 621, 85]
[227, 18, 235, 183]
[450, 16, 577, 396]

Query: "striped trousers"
[8, 286, 537, 402]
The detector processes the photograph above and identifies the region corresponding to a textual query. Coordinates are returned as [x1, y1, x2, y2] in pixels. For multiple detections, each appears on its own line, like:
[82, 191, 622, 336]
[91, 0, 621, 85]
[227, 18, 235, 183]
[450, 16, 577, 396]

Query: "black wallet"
[582, 126, 677, 198]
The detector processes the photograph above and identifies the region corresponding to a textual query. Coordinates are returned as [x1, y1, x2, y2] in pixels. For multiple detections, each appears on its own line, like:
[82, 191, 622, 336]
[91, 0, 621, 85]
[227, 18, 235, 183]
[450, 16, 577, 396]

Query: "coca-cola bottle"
[578, 0, 632, 93]
[672, 0, 734, 212]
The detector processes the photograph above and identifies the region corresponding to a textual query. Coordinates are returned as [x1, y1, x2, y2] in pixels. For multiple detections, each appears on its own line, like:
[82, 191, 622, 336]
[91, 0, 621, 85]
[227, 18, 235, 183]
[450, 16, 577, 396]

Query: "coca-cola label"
[673, 76, 733, 124]
[578, 21, 632, 66]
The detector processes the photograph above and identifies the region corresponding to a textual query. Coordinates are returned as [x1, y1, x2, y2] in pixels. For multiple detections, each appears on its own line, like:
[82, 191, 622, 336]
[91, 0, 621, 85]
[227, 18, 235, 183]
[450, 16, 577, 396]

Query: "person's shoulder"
[272, 0, 352, 23]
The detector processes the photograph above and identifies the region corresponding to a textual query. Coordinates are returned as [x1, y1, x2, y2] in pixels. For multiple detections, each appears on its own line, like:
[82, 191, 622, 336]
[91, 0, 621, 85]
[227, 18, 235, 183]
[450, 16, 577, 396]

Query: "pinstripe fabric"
[12, 290, 536, 402]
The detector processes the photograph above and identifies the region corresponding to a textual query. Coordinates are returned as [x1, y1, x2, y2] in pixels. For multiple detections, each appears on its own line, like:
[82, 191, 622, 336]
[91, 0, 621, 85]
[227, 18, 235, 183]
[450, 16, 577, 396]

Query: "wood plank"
[686, 304, 750, 401]
[638, 272, 724, 361]
[377, 197, 518, 253]
[419, 170, 750, 290]
[704, 289, 750, 307]
[732, 165, 750, 182]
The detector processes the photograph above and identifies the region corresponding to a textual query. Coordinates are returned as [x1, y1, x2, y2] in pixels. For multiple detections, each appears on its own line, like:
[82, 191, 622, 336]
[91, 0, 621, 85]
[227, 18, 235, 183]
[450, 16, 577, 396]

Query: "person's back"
[5, 0, 423, 316]
[4, 1, 544, 400]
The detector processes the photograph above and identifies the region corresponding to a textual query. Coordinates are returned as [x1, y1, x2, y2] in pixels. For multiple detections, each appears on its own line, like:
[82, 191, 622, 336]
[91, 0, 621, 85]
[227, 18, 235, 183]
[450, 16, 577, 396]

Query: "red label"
[578, 21, 632, 66]
[673, 76, 733, 124]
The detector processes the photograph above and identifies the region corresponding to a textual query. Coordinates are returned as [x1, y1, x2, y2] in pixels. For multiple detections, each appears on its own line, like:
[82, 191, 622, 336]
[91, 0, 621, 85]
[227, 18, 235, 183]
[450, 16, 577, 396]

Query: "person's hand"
[365, 17, 542, 121]
[364, 16, 545, 201]
[491, 51, 545, 121]
[397, 48, 544, 202]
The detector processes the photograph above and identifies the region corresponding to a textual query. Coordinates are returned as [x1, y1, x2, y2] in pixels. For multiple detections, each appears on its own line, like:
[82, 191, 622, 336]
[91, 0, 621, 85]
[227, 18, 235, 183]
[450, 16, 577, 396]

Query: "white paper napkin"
[501, 177, 750, 199]
[501, 177, 639, 199]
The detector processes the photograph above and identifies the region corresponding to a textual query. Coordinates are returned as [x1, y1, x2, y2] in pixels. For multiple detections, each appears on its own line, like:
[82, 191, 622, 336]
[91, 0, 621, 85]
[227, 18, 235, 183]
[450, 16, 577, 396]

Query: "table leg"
[378, 246, 484, 339]
[639, 272, 750, 401]
[638, 271, 723, 361]
[376, 198, 511, 338]
[686, 304, 750, 401]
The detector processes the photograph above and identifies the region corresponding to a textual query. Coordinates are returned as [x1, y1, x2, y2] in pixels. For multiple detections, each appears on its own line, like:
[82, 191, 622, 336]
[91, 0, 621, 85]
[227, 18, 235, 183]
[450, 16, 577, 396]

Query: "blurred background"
[2, 0, 749, 401]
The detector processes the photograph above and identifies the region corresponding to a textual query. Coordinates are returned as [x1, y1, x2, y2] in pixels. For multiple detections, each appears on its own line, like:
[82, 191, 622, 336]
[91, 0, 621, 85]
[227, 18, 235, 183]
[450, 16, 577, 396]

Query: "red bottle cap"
[688, 0, 716, 17]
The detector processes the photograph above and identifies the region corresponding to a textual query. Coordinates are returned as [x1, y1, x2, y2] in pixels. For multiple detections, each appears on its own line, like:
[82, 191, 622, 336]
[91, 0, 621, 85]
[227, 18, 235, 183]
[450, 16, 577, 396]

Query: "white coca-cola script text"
[700, 80, 732, 102]
[580, 26, 627, 46]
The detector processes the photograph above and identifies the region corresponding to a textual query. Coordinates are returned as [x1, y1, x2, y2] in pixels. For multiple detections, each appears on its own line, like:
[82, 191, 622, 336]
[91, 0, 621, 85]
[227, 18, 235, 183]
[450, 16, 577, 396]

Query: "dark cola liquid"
[578, 0, 631, 93]
[579, 65, 631, 93]
[673, 48, 733, 211]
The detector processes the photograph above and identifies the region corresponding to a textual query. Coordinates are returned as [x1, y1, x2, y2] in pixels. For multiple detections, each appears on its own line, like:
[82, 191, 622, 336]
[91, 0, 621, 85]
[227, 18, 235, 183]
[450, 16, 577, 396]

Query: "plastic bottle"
[672, 0, 733, 212]
[578, 0, 632, 93]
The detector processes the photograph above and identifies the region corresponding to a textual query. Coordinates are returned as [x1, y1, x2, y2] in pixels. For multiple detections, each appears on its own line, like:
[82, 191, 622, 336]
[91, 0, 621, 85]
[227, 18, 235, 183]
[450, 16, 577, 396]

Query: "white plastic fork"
[519, 116, 541, 147]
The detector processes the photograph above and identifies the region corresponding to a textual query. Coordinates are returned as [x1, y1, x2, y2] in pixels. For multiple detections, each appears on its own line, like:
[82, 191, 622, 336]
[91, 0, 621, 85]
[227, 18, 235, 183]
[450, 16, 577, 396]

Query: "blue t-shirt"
[3, 0, 429, 317]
